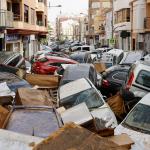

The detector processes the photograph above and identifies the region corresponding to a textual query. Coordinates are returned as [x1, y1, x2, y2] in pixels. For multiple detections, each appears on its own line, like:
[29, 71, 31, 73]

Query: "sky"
[48, 0, 88, 23]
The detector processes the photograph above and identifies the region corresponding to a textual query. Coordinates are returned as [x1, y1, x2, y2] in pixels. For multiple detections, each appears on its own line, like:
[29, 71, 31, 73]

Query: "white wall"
[114, 0, 130, 11]
[0, 0, 7, 10]
[105, 11, 112, 39]
[132, 0, 146, 33]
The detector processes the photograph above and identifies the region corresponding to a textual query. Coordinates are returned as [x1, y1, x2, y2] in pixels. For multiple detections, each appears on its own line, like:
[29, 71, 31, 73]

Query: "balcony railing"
[0, 10, 13, 28]
[144, 17, 150, 29]
[37, 20, 44, 26]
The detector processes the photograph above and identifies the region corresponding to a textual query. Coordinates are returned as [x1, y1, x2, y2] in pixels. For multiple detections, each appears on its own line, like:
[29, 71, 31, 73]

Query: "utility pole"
[111, 0, 114, 39]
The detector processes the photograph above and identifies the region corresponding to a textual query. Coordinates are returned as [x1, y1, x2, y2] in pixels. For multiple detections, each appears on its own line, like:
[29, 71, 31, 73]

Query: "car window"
[136, 70, 150, 88]
[39, 57, 48, 63]
[112, 71, 128, 81]
[83, 47, 90, 51]
[8, 56, 21, 67]
[49, 62, 62, 67]
[77, 47, 81, 50]
[123, 103, 150, 134]
[61, 88, 104, 109]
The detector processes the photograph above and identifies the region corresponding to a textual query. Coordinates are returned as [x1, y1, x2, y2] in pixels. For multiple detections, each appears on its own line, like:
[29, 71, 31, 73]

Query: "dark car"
[0, 52, 25, 69]
[5, 106, 63, 138]
[0, 72, 31, 92]
[32, 56, 77, 75]
[70, 51, 94, 63]
[101, 65, 130, 97]
[59, 64, 102, 88]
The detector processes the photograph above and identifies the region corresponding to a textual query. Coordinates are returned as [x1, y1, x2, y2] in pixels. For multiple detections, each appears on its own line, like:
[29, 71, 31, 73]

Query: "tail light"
[102, 80, 110, 88]
[126, 72, 134, 90]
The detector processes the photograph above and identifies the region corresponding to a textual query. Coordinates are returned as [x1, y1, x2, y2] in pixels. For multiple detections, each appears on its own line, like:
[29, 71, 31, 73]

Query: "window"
[115, 8, 130, 24]
[123, 103, 150, 134]
[31, 8, 35, 25]
[45, 15, 47, 27]
[136, 70, 150, 88]
[24, 5, 29, 23]
[12, 3, 20, 21]
[91, 2, 100, 9]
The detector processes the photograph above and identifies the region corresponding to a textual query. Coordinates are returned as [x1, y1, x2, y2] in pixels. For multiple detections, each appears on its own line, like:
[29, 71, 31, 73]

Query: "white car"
[115, 93, 150, 150]
[58, 78, 118, 128]
[72, 45, 95, 52]
[126, 61, 150, 98]
[101, 49, 124, 68]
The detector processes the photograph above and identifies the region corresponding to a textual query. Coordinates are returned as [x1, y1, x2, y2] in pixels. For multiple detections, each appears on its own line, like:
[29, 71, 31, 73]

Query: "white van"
[101, 49, 124, 68]
[72, 45, 95, 52]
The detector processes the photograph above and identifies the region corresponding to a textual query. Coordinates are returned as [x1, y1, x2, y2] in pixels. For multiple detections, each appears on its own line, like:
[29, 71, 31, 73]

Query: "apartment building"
[0, 0, 48, 59]
[88, 0, 111, 45]
[130, 0, 150, 52]
[113, 0, 131, 50]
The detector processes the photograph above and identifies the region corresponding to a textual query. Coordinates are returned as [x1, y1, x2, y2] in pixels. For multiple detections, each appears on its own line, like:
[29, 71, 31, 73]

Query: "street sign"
[109, 38, 115, 45]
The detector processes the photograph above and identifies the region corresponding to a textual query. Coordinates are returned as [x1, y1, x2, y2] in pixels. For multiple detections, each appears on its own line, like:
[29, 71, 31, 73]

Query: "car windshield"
[123, 103, 150, 134]
[122, 52, 143, 64]
[70, 55, 85, 63]
[60, 88, 104, 109]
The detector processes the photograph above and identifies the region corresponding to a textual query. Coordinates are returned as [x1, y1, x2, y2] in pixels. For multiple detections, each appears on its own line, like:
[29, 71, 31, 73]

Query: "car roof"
[107, 49, 123, 56]
[62, 64, 93, 80]
[59, 78, 91, 99]
[139, 93, 150, 106]
[45, 56, 77, 63]
[105, 64, 130, 72]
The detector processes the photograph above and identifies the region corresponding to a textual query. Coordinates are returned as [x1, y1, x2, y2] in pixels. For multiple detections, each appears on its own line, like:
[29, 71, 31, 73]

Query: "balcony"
[144, 17, 150, 30]
[0, 10, 13, 28]
[37, 0, 46, 12]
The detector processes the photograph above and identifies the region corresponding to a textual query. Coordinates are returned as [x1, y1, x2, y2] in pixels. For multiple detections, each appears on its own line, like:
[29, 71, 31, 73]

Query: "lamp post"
[48, 2, 62, 8]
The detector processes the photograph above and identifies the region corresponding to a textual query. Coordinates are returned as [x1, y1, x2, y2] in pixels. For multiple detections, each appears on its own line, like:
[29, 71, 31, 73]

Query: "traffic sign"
[109, 38, 115, 45]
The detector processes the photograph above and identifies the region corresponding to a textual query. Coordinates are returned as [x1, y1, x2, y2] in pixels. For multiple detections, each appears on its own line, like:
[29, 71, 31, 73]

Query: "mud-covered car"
[5, 106, 63, 138]
[0, 72, 30, 92]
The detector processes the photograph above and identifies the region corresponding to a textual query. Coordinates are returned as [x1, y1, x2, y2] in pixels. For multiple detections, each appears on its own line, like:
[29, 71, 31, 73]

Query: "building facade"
[113, 0, 131, 50]
[88, 0, 111, 45]
[0, 0, 48, 59]
[130, 0, 150, 52]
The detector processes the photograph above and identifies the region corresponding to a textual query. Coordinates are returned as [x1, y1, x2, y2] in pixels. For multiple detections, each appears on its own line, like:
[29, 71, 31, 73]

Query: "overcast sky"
[48, 0, 88, 22]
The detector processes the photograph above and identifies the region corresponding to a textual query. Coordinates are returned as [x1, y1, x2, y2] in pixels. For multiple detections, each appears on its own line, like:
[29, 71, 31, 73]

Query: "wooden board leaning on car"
[25, 74, 60, 88]
[93, 62, 106, 73]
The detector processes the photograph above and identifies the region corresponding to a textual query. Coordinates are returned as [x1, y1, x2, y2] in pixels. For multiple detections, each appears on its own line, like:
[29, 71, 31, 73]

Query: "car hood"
[90, 104, 118, 128]
[115, 125, 150, 150]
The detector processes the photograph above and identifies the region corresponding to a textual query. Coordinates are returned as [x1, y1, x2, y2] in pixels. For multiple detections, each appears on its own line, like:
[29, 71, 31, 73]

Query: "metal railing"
[144, 17, 150, 29]
[0, 10, 13, 28]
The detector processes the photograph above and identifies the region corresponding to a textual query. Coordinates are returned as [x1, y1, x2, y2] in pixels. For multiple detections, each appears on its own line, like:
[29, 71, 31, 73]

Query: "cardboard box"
[15, 88, 53, 106]
[93, 63, 106, 73]
[26, 74, 59, 88]
[108, 134, 134, 149]
[0, 106, 10, 128]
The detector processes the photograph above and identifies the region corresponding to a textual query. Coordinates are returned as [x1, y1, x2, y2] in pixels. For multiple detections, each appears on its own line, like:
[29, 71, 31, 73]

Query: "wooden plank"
[15, 88, 53, 106]
[25, 74, 59, 88]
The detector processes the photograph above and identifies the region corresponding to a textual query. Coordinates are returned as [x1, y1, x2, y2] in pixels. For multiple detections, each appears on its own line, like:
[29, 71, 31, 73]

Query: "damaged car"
[58, 78, 118, 128]
[0, 72, 30, 92]
[4, 106, 63, 138]
[115, 93, 150, 150]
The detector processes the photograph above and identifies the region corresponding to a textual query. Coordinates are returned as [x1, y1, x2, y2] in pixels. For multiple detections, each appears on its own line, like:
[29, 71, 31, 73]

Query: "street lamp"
[48, 2, 62, 8]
